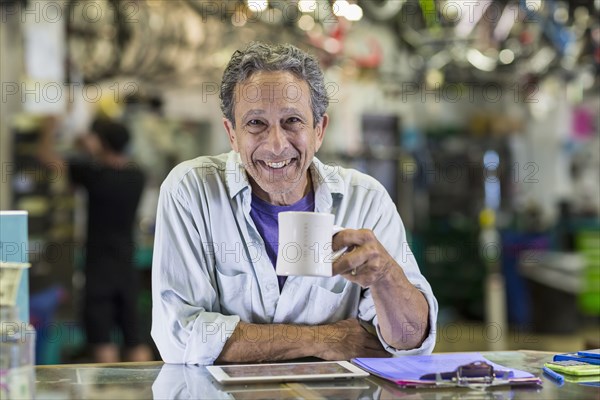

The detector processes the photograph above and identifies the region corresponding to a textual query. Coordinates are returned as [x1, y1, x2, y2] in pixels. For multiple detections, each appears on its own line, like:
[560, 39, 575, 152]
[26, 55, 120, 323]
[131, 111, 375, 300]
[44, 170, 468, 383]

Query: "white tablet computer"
[207, 361, 369, 384]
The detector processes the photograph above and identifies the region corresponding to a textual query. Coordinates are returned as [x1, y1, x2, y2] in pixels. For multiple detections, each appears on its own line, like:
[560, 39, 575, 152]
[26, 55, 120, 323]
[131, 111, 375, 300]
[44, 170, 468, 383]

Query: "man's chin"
[256, 182, 298, 195]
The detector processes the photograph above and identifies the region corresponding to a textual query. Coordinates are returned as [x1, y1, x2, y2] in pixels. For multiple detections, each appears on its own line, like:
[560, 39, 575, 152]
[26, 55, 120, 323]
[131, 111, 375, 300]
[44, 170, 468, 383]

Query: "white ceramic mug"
[275, 211, 347, 277]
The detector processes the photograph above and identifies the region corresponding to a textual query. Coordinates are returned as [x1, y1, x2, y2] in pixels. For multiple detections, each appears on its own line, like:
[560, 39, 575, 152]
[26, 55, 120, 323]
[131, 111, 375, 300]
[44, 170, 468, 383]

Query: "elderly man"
[151, 42, 437, 365]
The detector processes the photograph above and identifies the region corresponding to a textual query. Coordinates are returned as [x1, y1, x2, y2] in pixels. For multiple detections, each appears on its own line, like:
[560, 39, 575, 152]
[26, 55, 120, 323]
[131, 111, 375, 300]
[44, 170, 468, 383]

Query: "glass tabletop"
[34, 351, 599, 399]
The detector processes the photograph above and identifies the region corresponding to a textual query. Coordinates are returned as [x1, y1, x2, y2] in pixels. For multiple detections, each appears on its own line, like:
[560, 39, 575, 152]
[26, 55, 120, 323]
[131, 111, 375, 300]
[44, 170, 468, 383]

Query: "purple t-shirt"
[250, 190, 315, 291]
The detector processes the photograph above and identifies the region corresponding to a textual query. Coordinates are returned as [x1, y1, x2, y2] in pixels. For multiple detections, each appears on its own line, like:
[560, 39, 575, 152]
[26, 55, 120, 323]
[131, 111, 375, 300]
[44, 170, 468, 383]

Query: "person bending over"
[39, 117, 152, 363]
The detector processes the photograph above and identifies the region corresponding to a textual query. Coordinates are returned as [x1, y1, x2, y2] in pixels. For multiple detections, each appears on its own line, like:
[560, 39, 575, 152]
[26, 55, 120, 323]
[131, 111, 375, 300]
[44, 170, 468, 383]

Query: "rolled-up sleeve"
[151, 185, 239, 365]
[358, 189, 438, 356]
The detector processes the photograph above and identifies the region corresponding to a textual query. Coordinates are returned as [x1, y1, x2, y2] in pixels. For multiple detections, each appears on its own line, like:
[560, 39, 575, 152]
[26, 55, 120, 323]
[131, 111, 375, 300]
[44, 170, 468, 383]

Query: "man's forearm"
[370, 266, 430, 350]
[37, 116, 65, 168]
[215, 317, 390, 363]
[215, 322, 327, 363]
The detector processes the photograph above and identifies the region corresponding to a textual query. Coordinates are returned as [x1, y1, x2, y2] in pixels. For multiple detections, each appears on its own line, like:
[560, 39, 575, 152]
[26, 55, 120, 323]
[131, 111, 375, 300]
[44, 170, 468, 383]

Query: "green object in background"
[576, 230, 600, 316]
[413, 223, 486, 320]
[134, 246, 153, 270]
[418, 0, 438, 29]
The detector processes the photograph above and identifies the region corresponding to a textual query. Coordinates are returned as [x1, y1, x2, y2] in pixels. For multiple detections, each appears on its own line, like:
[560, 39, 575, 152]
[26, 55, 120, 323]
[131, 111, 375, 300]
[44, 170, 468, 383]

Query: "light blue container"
[0, 211, 29, 323]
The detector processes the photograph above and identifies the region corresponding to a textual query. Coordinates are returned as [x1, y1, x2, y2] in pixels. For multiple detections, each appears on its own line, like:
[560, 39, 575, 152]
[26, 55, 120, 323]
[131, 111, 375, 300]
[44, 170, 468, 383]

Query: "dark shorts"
[83, 268, 141, 347]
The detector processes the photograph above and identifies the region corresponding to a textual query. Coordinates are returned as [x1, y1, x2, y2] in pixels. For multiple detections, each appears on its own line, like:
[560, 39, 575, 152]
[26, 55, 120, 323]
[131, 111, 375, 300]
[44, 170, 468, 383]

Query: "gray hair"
[220, 42, 329, 128]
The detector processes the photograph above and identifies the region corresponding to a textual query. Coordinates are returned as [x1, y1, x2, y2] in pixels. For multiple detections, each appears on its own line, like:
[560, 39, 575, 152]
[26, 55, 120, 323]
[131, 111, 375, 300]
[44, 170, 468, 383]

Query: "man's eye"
[283, 117, 304, 128]
[246, 120, 267, 133]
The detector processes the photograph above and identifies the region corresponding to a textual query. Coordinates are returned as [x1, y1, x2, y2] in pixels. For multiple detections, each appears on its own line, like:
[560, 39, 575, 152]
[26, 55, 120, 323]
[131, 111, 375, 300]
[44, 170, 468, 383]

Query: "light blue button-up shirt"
[151, 151, 438, 364]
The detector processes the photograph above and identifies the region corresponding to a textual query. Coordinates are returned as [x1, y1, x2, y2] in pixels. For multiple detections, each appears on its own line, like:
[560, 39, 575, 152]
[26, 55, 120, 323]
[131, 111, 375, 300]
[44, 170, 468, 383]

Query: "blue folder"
[554, 352, 600, 365]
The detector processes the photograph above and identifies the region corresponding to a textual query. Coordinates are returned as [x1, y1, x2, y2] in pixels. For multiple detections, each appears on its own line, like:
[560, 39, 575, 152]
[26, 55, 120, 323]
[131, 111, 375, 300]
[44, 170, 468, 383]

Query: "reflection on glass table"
[33, 351, 600, 400]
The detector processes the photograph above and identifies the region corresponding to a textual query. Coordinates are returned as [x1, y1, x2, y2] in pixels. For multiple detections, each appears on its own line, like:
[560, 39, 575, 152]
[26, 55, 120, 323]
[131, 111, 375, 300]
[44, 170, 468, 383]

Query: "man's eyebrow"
[280, 108, 307, 118]
[241, 109, 266, 120]
[241, 108, 308, 121]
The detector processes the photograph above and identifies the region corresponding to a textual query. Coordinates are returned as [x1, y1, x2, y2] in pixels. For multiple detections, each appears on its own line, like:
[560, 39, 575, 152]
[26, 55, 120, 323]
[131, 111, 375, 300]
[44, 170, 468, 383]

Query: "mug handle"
[331, 225, 348, 262]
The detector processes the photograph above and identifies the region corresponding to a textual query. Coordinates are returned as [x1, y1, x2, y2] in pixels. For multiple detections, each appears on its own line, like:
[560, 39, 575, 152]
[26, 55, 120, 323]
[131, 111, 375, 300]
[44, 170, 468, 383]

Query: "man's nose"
[266, 124, 288, 155]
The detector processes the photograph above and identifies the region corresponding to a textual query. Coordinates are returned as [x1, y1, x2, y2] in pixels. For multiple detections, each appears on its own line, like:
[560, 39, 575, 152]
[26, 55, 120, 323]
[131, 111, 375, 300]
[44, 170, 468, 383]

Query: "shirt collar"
[225, 151, 250, 199]
[310, 156, 344, 213]
[224, 151, 345, 209]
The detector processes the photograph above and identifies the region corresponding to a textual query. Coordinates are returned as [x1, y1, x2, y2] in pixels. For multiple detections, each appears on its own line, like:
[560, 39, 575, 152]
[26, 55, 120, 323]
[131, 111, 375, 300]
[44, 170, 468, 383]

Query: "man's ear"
[314, 113, 329, 152]
[223, 118, 239, 152]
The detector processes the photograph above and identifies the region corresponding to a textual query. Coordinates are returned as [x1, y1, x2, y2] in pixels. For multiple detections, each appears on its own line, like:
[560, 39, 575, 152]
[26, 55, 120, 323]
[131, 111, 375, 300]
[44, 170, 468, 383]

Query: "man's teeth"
[266, 160, 291, 169]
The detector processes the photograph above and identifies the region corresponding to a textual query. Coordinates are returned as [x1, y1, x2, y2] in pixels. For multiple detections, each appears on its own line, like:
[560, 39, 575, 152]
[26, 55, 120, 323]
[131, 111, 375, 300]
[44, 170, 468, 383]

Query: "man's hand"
[316, 318, 390, 360]
[331, 228, 430, 350]
[332, 229, 395, 287]
[74, 134, 102, 156]
[216, 319, 389, 363]
[37, 115, 66, 169]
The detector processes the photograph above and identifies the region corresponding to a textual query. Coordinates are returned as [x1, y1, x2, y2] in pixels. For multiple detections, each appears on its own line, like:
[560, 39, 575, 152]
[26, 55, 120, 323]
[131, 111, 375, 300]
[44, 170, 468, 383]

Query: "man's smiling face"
[223, 71, 328, 205]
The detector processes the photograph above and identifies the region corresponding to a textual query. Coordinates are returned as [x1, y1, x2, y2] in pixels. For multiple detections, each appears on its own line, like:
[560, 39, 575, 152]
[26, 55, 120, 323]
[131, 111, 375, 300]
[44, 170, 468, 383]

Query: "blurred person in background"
[38, 116, 153, 363]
